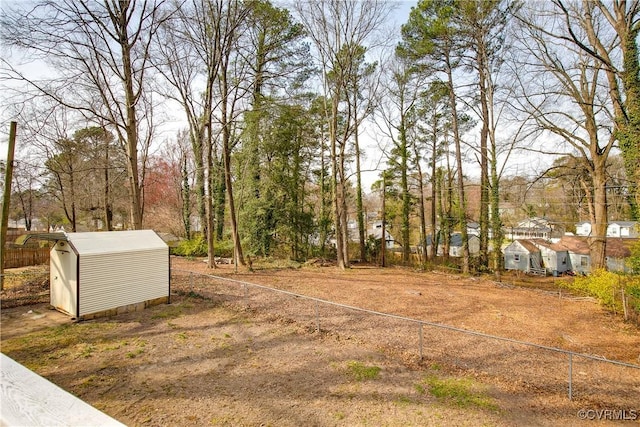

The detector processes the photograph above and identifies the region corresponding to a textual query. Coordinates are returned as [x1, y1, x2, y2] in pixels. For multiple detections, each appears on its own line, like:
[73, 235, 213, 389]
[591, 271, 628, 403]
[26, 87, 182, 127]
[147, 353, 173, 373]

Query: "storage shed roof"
[555, 235, 636, 258]
[505, 239, 540, 253]
[64, 230, 166, 255]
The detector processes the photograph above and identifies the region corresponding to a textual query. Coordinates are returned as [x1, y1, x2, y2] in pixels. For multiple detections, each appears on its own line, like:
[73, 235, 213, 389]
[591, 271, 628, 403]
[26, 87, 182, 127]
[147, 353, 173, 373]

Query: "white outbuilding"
[50, 230, 170, 320]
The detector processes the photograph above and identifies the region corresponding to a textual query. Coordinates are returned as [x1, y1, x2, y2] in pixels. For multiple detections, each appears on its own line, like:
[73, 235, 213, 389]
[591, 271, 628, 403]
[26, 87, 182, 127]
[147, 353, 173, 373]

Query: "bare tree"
[399, 0, 472, 273]
[154, 0, 251, 268]
[513, 3, 618, 269]
[416, 81, 451, 262]
[294, 0, 393, 269]
[10, 159, 41, 231]
[555, 0, 640, 219]
[1, 0, 171, 229]
[214, 0, 253, 268]
[376, 56, 427, 264]
[155, 0, 227, 267]
[453, 1, 510, 269]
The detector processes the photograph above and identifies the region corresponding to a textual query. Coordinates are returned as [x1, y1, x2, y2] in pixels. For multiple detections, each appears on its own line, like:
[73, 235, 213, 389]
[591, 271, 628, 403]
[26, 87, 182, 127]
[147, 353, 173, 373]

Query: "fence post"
[314, 300, 320, 333]
[568, 353, 573, 400]
[419, 323, 424, 360]
[622, 288, 628, 321]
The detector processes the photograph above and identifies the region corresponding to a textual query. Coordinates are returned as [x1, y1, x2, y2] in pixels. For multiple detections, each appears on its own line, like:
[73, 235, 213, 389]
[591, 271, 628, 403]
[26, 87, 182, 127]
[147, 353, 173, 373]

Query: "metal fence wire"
[171, 269, 639, 408]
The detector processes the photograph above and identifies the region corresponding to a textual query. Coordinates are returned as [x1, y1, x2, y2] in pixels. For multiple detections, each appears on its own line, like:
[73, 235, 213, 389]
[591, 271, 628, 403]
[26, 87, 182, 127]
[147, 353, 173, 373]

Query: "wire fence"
[171, 269, 640, 409]
[1, 266, 637, 407]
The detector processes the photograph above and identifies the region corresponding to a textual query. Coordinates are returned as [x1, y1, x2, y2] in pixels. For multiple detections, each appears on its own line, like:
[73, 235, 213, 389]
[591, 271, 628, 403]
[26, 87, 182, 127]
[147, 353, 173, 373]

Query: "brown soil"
[1, 257, 639, 426]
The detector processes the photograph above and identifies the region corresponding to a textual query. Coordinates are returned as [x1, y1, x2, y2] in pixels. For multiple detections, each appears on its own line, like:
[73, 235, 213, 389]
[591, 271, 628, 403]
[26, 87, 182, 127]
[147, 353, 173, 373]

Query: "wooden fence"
[3, 248, 50, 269]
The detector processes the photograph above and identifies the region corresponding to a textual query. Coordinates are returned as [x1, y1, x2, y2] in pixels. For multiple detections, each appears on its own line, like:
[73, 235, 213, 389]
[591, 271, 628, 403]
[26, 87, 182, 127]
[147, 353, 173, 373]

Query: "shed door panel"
[50, 248, 78, 316]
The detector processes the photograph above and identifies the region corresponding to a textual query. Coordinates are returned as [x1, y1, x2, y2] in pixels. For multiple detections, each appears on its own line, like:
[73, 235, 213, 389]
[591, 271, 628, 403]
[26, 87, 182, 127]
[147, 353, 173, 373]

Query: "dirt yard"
[1, 257, 639, 426]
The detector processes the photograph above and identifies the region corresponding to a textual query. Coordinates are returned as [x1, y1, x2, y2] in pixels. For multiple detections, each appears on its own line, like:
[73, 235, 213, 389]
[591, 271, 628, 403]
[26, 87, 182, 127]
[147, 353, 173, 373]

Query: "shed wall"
[568, 253, 590, 275]
[504, 252, 530, 271]
[503, 242, 530, 272]
[606, 257, 630, 273]
[538, 248, 569, 274]
[468, 237, 480, 256]
[78, 248, 168, 317]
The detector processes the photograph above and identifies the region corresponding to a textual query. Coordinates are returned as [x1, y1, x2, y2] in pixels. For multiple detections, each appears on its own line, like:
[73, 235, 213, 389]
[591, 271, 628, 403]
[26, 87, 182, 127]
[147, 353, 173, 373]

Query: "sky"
[1, 0, 552, 193]
[0, 1, 418, 189]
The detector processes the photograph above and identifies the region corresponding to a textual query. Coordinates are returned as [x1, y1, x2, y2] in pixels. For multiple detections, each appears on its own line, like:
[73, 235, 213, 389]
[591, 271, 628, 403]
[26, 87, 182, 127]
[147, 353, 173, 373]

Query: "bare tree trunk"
[319, 131, 329, 257]
[103, 142, 112, 231]
[117, 6, 144, 230]
[445, 52, 469, 273]
[478, 62, 490, 269]
[181, 153, 191, 239]
[430, 117, 438, 262]
[205, 129, 216, 269]
[589, 157, 608, 270]
[331, 95, 346, 269]
[413, 144, 428, 265]
[354, 118, 366, 262]
[69, 164, 77, 232]
[221, 77, 244, 267]
[381, 173, 386, 267]
[400, 124, 411, 264]
[215, 158, 226, 240]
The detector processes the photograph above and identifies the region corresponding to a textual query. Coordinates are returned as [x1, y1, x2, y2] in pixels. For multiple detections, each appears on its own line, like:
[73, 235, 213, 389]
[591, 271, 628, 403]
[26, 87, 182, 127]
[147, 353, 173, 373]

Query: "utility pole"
[1, 121, 17, 290]
[381, 172, 386, 268]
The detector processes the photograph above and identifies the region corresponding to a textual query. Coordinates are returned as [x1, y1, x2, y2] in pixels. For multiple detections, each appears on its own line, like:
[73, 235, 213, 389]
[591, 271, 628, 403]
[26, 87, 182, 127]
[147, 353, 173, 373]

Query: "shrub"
[568, 269, 640, 314]
[172, 235, 208, 257]
[172, 235, 235, 258]
[627, 239, 640, 273]
[214, 238, 234, 258]
[571, 269, 620, 310]
[626, 277, 640, 313]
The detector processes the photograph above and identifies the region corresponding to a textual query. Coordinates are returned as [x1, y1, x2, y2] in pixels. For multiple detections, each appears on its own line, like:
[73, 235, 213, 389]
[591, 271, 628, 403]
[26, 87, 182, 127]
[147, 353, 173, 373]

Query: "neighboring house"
[347, 219, 359, 242]
[504, 235, 635, 275]
[369, 222, 396, 249]
[498, 203, 518, 219]
[425, 233, 480, 257]
[555, 235, 636, 274]
[466, 222, 481, 237]
[503, 239, 545, 274]
[505, 217, 555, 241]
[347, 219, 394, 245]
[605, 238, 636, 273]
[530, 239, 570, 275]
[607, 221, 638, 238]
[7, 218, 47, 232]
[574, 220, 638, 238]
[575, 221, 592, 237]
[448, 233, 480, 257]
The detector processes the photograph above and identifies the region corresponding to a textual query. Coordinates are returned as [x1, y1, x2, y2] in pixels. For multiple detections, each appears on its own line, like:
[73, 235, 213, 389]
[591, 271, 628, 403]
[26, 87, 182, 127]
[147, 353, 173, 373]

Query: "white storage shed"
[50, 230, 170, 320]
